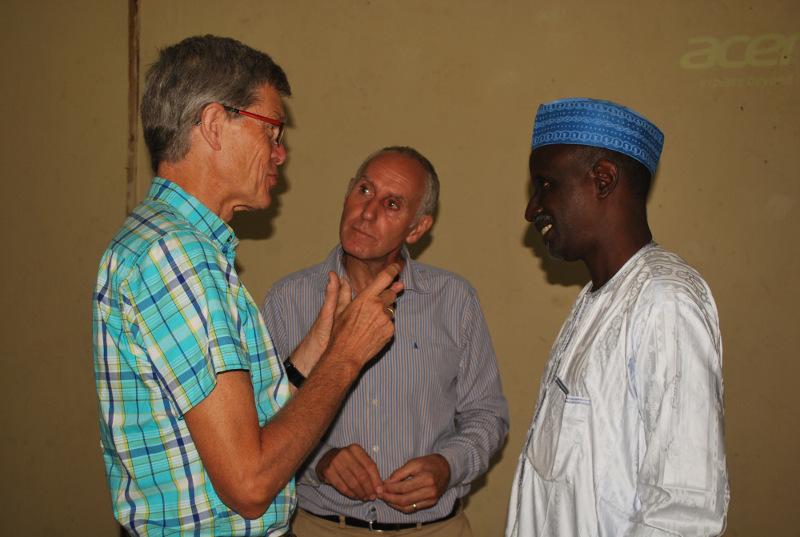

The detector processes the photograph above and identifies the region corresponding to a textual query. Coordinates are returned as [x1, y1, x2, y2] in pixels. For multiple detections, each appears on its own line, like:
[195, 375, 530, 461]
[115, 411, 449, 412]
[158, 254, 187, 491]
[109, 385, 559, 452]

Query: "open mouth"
[534, 215, 554, 237]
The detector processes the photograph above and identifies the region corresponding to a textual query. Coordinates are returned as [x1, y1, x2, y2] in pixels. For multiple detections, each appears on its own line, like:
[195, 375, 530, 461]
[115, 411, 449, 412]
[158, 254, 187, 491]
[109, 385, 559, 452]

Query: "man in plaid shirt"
[93, 35, 402, 536]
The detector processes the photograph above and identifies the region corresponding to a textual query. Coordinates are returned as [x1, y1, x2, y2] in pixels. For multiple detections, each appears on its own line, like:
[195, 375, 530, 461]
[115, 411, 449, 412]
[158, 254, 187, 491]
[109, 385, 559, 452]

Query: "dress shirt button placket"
[366, 504, 381, 533]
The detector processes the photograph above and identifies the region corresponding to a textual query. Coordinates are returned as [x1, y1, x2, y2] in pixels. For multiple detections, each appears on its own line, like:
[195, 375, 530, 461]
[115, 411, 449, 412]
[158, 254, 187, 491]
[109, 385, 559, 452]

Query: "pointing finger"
[378, 289, 399, 309]
[361, 263, 403, 298]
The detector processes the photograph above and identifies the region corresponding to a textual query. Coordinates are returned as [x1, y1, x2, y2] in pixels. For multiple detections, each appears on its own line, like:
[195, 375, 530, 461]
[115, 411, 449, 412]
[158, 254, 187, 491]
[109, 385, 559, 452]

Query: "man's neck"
[343, 250, 404, 294]
[157, 159, 232, 221]
[584, 227, 652, 290]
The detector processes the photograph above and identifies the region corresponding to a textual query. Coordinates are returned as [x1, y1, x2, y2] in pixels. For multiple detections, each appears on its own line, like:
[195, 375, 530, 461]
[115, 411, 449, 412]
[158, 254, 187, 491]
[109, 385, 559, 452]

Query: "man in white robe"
[506, 98, 729, 537]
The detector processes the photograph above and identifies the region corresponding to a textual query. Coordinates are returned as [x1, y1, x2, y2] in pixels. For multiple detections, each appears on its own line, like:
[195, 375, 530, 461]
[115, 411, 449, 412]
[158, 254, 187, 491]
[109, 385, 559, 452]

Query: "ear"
[196, 102, 227, 151]
[591, 158, 619, 199]
[404, 214, 433, 245]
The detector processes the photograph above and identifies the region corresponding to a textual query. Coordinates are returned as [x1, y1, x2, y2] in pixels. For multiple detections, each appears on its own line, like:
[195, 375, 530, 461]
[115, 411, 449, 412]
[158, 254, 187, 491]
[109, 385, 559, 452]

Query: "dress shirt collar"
[147, 176, 239, 258]
[319, 245, 431, 294]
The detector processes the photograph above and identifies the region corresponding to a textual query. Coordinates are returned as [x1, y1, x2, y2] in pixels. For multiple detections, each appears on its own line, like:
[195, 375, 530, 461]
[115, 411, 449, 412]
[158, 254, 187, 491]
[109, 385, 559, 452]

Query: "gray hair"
[141, 35, 291, 173]
[347, 146, 440, 219]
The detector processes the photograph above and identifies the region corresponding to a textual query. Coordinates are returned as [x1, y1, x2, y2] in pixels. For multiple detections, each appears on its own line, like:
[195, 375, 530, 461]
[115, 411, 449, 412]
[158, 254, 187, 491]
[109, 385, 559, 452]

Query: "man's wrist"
[315, 447, 342, 486]
[317, 346, 361, 380]
[283, 358, 306, 388]
[434, 449, 461, 487]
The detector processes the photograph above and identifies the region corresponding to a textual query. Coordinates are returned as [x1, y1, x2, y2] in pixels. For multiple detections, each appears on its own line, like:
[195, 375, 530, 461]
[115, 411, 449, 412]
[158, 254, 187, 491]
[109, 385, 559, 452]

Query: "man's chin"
[341, 241, 369, 259]
[546, 249, 565, 262]
[546, 245, 582, 263]
[247, 195, 274, 211]
[543, 239, 565, 261]
[341, 230, 374, 250]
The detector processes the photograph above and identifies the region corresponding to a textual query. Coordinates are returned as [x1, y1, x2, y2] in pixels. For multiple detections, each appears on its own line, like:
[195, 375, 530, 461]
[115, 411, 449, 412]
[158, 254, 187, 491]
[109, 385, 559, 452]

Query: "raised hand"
[287, 272, 349, 375]
[316, 444, 384, 501]
[379, 455, 451, 513]
[327, 263, 403, 369]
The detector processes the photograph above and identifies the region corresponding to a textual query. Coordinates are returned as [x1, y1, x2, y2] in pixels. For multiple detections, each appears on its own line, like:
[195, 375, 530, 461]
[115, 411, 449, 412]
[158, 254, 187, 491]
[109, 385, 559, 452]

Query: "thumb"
[318, 272, 340, 323]
[385, 461, 416, 484]
[336, 277, 352, 316]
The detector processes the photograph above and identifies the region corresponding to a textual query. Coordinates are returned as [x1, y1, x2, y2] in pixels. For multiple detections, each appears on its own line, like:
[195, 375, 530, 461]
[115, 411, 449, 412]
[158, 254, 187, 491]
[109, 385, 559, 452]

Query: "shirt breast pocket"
[527, 378, 591, 483]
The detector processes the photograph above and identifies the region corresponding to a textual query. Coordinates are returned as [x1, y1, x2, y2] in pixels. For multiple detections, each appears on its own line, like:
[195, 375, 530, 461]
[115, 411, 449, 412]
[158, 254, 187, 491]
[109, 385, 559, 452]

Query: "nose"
[272, 143, 287, 166]
[525, 193, 541, 222]
[361, 197, 379, 221]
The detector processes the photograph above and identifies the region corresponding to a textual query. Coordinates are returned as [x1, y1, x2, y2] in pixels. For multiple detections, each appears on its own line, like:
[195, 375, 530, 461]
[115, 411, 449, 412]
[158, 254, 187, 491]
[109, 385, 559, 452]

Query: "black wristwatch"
[283, 358, 306, 388]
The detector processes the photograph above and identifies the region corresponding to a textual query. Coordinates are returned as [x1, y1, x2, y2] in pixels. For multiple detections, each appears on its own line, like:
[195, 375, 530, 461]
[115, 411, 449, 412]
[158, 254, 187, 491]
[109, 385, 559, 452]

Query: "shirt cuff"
[435, 445, 467, 488]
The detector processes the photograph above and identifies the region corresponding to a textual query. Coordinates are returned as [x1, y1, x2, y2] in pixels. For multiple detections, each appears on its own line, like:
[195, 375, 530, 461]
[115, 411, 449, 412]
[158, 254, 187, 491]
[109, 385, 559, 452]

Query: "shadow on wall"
[230, 201, 281, 239]
[460, 436, 510, 514]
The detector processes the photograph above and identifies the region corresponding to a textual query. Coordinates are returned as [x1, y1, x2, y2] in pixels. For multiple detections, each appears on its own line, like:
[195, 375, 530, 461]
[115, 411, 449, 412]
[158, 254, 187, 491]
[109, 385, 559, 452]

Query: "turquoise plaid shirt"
[93, 177, 293, 536]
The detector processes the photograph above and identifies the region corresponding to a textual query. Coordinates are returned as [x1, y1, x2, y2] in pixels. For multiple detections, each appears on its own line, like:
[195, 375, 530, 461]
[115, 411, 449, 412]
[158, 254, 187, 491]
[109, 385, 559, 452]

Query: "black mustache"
[533, 214, 553, 230]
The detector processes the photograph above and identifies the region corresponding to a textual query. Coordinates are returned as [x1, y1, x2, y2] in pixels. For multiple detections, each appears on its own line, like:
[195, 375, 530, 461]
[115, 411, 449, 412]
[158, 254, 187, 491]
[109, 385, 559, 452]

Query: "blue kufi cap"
[531, 98, 664, 176]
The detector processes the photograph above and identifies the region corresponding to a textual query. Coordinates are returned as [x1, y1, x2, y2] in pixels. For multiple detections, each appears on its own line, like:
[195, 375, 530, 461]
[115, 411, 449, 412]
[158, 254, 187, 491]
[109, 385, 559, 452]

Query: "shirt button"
[372, 399, 379, 406]
[372, 445, 380, 453]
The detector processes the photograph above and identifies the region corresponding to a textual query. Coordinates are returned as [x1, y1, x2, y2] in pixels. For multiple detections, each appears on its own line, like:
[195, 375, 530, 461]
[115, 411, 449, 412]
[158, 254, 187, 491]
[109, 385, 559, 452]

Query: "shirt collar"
[319, 245, 430, 294]
[147, 177, 238, 256]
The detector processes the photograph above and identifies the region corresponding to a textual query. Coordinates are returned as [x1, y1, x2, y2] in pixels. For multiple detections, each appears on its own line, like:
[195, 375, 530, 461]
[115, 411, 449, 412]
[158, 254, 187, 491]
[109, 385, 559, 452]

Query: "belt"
[305, 500, 460, 532]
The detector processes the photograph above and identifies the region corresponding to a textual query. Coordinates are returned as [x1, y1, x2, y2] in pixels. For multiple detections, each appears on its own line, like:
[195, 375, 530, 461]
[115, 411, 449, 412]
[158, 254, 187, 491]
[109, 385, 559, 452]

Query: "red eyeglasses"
[223, 105, 285, 146]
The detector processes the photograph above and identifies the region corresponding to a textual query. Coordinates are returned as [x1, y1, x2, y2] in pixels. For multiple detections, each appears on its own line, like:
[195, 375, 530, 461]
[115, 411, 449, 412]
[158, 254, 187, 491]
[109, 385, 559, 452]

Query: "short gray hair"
[347, 146, 439, 218]
[141, 35, 291, 173]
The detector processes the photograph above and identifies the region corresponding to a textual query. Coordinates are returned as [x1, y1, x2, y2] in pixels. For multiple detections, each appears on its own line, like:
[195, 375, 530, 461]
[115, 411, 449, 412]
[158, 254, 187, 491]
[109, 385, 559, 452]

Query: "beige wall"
[0, 1, 128, 536]
[2, 1, 798, 535]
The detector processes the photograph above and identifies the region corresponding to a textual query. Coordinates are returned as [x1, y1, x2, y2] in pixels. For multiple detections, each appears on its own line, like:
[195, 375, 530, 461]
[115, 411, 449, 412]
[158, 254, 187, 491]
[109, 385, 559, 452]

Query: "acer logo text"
[680, 33, 799, 69]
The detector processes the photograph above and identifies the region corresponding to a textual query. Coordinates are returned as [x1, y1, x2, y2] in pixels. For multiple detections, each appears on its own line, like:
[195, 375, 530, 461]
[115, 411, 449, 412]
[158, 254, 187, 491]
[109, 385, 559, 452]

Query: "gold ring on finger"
[411, 503, 417, 511]
[385, 305, 395, 319]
